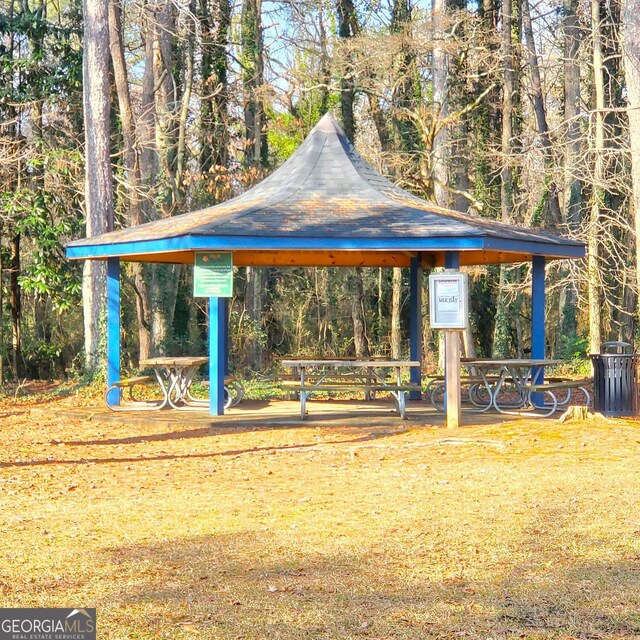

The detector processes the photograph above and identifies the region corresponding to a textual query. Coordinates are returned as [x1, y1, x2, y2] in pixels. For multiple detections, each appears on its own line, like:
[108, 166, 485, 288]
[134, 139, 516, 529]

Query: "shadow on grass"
[57, 402, 437, 447]
[0, 429, 404, 469]
[96, 515, 640, 639]
[0, 410, 28, 419]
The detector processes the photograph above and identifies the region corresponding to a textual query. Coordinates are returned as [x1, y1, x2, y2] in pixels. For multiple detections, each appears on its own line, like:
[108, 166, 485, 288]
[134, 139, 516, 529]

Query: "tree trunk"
[432, 0, 450, 207]
[154, 0, 179, 207]
[315, 268, 330, 350]
[146, 0, 181, 353]
[245, 266, 263, 369]
[481, 0, 495, 28]
[588, 0, 604, 353]
[0, 231, 3, 385]
[176, 31, 194, 194]
[522, 0, 562, 225]
[493, 0, 515, 357]
[108, 0, 141, 223]
[200, 0, 231, 173]
[392, 0, 420, 154]
[559, 0, 581, 352]
[9, 234, 22, 378]
[622, 0, 640, 341]
[139, 0, 158, 206]
[336, 0, 358, 141]
[240, 0, 266, 366]
[108, 0, 152, 361]
[318, 4, 331, 114]
[564, 0, 582, 230]
[82, 0, 114, 372]
[242, 0, 268, 166]
[149, 265, 181, 354]
[350, 268, 369, 358]
[391, 267, 402, 358]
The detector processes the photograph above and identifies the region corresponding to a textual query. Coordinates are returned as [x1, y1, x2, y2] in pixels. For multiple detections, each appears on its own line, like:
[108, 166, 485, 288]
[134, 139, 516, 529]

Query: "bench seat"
[111, 375, 154, 388]
[282, 379, 379, 388]
[290, 383, 420, 420]
[104, 376, 161, 411]
[526, 378, 592, 393]
[281, 374, 376, 384]
[287, 384, 419, 393]
[521, 378, 592, 417]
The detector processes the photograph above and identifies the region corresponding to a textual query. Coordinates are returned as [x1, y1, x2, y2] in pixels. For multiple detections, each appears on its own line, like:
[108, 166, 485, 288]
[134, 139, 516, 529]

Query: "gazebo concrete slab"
[42, 399, 520, 431]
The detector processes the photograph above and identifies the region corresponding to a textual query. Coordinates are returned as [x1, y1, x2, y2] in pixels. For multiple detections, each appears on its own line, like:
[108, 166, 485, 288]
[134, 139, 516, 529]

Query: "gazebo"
[66, 113, 585, 416]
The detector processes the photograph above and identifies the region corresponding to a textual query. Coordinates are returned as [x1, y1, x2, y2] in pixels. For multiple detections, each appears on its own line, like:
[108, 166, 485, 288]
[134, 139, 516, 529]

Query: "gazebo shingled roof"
[66, 112, 585, 267]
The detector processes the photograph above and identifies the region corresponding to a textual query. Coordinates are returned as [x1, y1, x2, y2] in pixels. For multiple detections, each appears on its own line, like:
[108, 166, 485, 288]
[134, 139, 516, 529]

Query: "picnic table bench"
[281, 359, 421, 420]
[105, 356, 244, 411]
[520, 378, 592, 416]
[426, 358, 592, 416]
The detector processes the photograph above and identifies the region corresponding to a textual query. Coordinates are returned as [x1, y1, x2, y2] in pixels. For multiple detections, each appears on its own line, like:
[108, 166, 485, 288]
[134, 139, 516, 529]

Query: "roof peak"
[313, 111, 345, 135]
[66, 111, 585, 264]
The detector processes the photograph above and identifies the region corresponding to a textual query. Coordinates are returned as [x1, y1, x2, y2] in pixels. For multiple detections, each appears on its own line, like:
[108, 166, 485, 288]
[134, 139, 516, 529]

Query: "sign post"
[194, 252, 233, 417]
[429, 271, 469, 428]
[194, 252, 233, 298]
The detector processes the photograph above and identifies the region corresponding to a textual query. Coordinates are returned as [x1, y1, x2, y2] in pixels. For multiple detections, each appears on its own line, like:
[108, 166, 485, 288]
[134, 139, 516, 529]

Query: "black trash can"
[590, 342, 640, 417]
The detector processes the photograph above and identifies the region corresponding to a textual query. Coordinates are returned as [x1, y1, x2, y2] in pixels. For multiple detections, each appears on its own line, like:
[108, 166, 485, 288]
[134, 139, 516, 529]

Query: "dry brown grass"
[1, 391, 640, 639]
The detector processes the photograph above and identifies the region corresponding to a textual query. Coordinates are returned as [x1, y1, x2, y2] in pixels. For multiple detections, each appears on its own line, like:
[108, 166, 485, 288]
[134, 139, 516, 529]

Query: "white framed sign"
[429, 272, 469, 329]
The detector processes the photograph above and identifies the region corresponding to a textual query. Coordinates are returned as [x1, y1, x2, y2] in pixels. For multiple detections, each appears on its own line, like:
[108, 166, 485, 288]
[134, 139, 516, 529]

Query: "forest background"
[2, 0, 640, 383]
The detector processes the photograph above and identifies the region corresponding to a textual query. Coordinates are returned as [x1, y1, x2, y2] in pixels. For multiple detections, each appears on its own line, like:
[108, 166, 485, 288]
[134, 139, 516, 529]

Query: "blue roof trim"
[65, 234, 585, 260]
[482, 237, 585, 257]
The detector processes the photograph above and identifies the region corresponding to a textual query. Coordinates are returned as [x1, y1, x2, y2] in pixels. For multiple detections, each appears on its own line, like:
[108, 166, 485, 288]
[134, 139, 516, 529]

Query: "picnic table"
[462, 358, 560, 413]
[105, 355, 244, 411]
[281, 359, 421, 420]
[428, 358, 590, 416]
[140, 356, 210, 410]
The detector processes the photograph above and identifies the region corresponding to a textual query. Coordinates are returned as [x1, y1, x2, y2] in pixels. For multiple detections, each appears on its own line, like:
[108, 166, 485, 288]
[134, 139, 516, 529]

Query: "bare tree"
[432, 0, 450, 209]
[82, 0, 114, 371]
[560, 0, 582, 348]
[493, 0, 515, 358]
[622, 0, 640, 330]
[199, 0, 231, 172]
[242, 0, 268, 166]
[588, 0, 604, 353]
[522, 0, 562, 225]
[108, 0, 152, 361]
[336, 0, 358, 140]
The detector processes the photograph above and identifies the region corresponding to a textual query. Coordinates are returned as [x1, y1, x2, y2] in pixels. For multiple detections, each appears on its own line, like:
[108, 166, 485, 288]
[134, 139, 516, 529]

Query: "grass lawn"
[1, 390, 640, 639]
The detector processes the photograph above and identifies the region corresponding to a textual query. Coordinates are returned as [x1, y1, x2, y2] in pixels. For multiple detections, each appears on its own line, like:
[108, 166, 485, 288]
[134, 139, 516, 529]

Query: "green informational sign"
[193, 252, 233, 297]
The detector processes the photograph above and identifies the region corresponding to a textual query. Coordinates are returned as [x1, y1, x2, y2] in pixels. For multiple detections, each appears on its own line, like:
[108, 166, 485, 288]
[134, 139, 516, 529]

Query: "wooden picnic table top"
[281, 359, 421, 368]
[140, 356, 209, 367]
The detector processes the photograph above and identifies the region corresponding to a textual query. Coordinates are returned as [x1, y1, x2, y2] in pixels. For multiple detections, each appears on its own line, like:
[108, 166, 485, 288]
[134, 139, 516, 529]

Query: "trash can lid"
[602, 341, 632, 354]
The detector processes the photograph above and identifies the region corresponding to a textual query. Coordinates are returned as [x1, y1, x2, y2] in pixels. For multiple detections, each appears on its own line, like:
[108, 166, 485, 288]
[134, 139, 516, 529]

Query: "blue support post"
[106, 257, 121, 406]
[223, 298, 230, 376]
[409, 255, 422, 400]
[209, 297, 226, 416]
[531, 256, 546, 405]
[444, 251, 460, 270]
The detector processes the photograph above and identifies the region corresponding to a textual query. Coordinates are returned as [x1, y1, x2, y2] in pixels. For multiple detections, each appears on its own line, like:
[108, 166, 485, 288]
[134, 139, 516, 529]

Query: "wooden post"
[443, 252, 462, 428]
[444, 330, 461, 428]
[106, 257, 120, 406]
